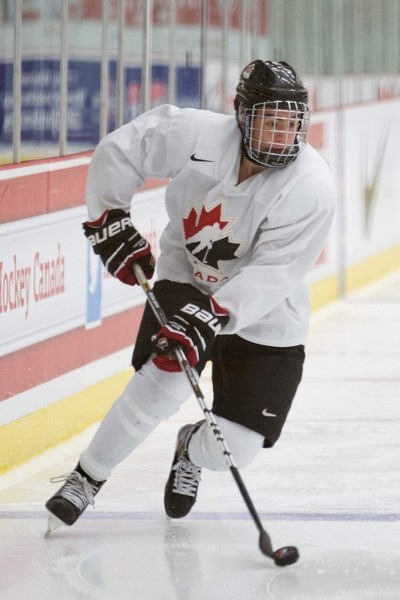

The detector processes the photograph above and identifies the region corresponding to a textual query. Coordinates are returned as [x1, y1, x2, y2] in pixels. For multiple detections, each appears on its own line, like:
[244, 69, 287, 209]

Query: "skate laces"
[172, 457, 201, 497]
[50, 471, 98, 510]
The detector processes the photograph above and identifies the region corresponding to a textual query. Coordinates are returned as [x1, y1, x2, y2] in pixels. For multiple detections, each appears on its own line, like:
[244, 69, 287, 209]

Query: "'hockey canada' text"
[0, 243, 65, 319]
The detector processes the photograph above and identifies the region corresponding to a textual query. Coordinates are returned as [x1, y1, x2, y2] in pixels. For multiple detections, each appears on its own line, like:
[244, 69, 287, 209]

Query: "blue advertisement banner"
[0, 60, 201, 148]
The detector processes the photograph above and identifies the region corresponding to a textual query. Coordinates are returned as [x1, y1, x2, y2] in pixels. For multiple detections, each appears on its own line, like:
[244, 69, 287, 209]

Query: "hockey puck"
[272, 546, 299, 567]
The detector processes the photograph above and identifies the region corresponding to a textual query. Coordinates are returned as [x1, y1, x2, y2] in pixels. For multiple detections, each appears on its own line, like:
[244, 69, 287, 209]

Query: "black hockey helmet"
[235, 60, 309, 107]
[234, 60, 310, 168]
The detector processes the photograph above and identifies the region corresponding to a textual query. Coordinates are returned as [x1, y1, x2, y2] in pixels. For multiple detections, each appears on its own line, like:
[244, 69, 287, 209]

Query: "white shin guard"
[188, 417, 264, 471]
[80, 362, 193, 481]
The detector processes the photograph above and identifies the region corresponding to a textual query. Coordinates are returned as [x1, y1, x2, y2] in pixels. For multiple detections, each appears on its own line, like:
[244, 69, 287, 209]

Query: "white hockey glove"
[83, 209, 155, 286]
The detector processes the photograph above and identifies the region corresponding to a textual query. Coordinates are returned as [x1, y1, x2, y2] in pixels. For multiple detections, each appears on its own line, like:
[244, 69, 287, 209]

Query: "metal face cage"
[242, 100, 310, 168]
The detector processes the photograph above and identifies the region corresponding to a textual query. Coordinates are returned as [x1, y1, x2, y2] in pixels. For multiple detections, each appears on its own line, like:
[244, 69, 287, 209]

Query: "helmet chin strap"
[240, 139, 267, 168]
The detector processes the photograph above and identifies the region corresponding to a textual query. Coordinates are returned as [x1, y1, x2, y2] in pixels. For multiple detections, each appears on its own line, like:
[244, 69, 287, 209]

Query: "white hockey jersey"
[87, 104, 335, 347]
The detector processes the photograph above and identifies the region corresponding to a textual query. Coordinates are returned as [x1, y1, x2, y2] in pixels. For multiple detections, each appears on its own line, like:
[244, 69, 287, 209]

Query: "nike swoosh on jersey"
[262, 409, 277, 418]
[190, 153, 214, 162]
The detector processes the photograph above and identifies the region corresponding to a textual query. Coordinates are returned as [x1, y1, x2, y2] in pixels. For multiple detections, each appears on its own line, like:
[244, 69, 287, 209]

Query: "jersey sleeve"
[85, 104, 190, 220]
[212, 175, 335, 334]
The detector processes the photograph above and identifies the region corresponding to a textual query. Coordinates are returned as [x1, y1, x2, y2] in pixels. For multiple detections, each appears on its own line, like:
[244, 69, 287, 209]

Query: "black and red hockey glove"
[152, 297, 229, 372]
[83, 209, 155, 286]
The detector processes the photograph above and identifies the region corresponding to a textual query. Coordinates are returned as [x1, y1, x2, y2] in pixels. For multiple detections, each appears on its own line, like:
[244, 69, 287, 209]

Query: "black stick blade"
[273, 545, 300, 567]
[259, 530, 273, 557]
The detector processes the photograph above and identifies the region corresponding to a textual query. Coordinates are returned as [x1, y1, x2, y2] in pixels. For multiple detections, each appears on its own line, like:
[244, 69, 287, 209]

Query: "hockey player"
[46, 60, 335, 528]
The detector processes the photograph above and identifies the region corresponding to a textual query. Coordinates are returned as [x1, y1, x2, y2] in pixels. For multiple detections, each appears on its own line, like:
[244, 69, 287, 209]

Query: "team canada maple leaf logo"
[183, 202, 242, 271]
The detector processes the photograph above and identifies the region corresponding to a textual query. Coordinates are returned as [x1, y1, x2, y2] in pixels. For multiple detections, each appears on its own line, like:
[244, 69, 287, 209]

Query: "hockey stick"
[133, 263, 299, 567]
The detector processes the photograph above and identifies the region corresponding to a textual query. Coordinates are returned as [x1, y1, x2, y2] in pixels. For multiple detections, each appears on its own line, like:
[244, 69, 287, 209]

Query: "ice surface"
[1, 271, 399, 599]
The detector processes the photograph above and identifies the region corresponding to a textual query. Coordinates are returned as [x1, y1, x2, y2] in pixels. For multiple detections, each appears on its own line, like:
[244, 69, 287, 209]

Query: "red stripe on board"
[0, 152, 90, 224]
[0, 152, 169, 224]
[0, 304, 144, 401]
[0, 170, 50, 223]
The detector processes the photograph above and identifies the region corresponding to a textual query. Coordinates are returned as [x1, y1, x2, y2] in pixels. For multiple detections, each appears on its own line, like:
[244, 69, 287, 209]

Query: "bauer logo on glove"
[82, 208, 155, 286]
[85, 214, 133, 246]
[152, 299, 229, 372]
[180, 303, 223, 333]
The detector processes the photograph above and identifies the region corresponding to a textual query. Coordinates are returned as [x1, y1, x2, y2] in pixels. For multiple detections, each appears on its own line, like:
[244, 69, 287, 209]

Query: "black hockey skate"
[45, 463, 105, 533]
[164, 423, 203, 518]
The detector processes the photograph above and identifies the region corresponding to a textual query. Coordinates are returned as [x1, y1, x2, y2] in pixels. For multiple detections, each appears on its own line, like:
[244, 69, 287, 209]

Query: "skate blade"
[45, 513, 64, 537]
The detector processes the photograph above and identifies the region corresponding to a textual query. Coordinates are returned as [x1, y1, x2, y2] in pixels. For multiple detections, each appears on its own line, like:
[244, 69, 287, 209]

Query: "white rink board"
[0, 188, 168, 357]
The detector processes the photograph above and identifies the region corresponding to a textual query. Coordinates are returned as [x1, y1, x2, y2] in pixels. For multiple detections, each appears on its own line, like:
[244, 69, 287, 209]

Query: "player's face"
[250, 107, 298, 155]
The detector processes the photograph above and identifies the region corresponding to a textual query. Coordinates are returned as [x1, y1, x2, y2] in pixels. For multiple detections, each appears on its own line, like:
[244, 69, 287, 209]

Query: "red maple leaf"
[183, 204, 229, 240]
